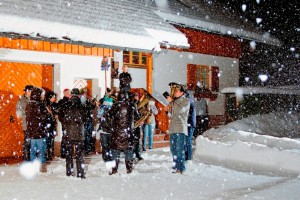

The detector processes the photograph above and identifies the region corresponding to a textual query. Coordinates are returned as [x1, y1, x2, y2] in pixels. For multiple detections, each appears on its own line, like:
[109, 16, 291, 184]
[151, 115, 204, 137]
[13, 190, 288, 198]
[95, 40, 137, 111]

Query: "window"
[123, 51, 147, 68]
[196, 65, 210, 88]
[187, 64, 219, 92]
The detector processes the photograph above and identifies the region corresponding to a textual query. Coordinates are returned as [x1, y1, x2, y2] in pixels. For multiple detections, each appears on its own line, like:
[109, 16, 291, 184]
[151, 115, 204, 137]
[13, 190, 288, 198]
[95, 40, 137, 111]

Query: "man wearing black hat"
[16, 85, 33, 161]
[165, 83, 190, 174]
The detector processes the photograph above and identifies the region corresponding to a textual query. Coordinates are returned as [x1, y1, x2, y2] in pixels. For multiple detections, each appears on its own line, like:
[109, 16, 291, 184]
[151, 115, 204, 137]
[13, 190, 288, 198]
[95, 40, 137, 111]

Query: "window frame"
[123, 51, 147, 69]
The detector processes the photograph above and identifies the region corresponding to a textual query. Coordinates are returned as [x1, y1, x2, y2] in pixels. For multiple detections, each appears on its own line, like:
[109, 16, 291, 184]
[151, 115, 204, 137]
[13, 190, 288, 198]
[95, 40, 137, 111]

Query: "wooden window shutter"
[187, 64, 197, 90]
[211, 66, 219, 92]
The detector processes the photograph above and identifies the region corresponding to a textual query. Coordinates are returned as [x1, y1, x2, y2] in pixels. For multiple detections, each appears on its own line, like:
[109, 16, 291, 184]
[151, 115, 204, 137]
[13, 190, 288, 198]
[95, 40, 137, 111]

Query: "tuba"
[133, 94, 151, 129]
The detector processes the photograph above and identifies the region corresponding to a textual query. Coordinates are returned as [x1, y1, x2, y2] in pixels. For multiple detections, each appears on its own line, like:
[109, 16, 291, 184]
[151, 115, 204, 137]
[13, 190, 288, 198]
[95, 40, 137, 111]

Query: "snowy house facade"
[0, 0, 279, 160]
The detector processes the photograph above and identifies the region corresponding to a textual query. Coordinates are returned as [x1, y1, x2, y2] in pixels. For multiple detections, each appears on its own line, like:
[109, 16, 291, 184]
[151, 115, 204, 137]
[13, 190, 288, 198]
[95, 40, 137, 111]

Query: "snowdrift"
[195, 112, 300, 176]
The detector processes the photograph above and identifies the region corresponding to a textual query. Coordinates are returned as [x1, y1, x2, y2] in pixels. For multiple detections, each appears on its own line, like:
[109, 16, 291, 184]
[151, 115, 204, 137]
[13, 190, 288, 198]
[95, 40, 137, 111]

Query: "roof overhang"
[155, 11, 281, 47]
[221, 86, 300, 95]
[0, 14, 190, 52]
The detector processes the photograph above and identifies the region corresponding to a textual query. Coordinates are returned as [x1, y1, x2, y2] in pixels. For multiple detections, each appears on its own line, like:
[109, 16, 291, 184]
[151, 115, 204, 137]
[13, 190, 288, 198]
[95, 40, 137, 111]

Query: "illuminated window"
[187, 64, 219, 92]
[123, 51, 147, 68]
[196, 65, 209, 88]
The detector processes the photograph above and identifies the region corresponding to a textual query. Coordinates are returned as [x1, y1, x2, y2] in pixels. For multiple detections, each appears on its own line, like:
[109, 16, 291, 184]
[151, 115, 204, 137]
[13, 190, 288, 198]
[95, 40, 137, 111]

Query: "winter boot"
[125, 160, 133, 174]
[66, 160, 74, 176]
[109, 160, 119, 175]
[76, 160, 85, 179]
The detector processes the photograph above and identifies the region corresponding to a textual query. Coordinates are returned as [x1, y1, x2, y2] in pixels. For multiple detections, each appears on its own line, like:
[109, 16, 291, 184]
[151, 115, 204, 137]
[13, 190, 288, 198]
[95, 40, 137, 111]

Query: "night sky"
[217, 0, 299, 49]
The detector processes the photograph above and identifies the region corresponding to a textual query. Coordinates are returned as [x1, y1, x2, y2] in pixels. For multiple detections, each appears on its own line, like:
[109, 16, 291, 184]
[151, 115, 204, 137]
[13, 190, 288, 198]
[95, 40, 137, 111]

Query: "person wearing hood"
[63, 88, 86, 179]
[25, 87, 48, 172]
[105, 90, 137, 175]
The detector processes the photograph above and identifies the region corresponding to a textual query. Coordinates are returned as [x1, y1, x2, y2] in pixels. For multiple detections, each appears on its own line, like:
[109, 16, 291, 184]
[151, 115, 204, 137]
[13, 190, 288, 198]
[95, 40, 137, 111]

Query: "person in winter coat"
[57, 88, 71, 158]
[132, 92, 143, 161]
[25, 87, 48, 172]
[81, 88, 96, 155]
[63, 88, 86, 179]
[165, 83, 190, 174]
[119, 65, 132, 92]
[194, 96, 209, 137]
[45, 91, 58, 161]
[16, 85, 33, 161]
[185, 90, 196, 161]
[97, 95, 114, 162]
[106, 90, 137, 175]
[142, 99, 158, 151]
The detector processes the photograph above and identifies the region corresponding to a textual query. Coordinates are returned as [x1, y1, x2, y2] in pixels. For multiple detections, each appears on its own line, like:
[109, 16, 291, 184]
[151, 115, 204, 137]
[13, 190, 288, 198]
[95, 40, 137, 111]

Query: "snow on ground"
[196, 112, 300, 176]
[1, 112, 300, 200]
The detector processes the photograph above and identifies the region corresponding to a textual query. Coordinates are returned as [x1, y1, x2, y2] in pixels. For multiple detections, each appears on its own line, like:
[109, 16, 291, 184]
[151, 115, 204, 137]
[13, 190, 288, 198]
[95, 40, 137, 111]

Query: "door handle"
[9, 115, 15, 123]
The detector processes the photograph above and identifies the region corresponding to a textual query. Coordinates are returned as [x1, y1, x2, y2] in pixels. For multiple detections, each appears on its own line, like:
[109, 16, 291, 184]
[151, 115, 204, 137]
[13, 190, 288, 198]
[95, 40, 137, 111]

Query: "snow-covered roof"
[221, 86, 300, 95]
[0, 0, 189, 52]
[147, 0, 281, 46]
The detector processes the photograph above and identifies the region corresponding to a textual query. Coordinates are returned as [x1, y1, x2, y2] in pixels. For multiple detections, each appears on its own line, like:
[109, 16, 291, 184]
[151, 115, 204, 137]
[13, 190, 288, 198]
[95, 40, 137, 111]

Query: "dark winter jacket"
[99, 105, 112, 133]
[64, 95, 85, 141]
[186, 91, 196, 128]
[45, 91, 58, 137]
[25, 87, 48, 139]
[106, 99, 136, 150]
[119, 72, 132, 91]
[57, 96, 70, 126]
[132, 99, 142, 142]
[81, 95, 96, 123]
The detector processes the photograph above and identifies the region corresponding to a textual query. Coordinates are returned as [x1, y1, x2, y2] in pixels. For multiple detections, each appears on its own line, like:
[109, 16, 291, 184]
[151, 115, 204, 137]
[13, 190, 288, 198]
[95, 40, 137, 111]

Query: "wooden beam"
[146, 54, 153, 94]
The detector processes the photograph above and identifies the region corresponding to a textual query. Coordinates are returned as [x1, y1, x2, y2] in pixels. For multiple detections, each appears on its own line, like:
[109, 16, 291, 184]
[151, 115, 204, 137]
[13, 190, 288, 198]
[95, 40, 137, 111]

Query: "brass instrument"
[169, 82, 186, 99]
[133, 94, 151, 129]
[167, 82, 186, 114]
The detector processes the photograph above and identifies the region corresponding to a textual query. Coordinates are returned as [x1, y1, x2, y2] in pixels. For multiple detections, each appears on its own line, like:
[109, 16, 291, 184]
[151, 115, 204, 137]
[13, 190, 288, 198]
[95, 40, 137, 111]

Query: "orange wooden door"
[0, 61, 53, 159]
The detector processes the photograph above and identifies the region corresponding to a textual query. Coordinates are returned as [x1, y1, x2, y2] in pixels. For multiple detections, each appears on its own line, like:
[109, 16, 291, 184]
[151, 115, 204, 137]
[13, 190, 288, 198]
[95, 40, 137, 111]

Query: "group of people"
[96, 65, 159, 175]
[16, 85, 97, 178]
[16, 85, 59, 173]
[16, 64, 208, 178]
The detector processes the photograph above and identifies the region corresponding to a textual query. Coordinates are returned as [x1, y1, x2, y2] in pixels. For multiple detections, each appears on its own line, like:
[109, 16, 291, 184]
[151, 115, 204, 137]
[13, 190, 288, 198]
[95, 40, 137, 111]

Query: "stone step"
[152, 140, 170, 149]
[154, 128, 163, 135]
[153, 134, 167, 141]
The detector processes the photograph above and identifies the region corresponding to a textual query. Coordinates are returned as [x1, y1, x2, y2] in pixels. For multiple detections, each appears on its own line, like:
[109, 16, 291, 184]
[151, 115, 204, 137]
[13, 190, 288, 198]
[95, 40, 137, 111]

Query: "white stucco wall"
[0, 48, 110, 140]
[152, 49, 239, 115]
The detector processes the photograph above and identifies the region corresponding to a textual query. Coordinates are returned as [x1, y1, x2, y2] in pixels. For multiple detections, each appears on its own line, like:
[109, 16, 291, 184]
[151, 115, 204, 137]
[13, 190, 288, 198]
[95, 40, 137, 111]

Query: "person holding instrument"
[164, 83, 190, 174]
